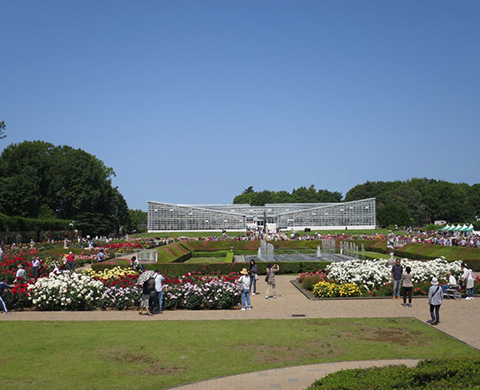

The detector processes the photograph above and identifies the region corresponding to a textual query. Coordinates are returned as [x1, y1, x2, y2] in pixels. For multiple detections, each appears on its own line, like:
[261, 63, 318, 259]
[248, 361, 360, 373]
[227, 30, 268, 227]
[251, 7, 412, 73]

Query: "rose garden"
[2, 236, 479, 312]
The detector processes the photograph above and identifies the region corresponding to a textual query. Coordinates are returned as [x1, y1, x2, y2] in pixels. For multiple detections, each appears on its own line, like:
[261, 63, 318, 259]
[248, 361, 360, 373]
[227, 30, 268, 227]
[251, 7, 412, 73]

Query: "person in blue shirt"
[97, 249, 105, 262]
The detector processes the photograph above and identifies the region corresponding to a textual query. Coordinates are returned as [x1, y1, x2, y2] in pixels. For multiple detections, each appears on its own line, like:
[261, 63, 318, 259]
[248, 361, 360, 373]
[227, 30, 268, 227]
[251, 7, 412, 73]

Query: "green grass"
[0, 318, 477, 390]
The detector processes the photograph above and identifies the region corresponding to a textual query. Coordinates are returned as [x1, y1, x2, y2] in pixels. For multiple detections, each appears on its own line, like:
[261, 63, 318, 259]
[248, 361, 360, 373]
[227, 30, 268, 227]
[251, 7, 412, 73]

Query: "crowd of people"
[391, 259, 476, 326]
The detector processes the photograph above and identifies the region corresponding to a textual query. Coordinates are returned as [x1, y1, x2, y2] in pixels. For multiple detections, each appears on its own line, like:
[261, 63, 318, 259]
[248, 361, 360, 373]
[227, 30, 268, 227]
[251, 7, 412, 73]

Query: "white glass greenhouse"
[147, 198, 376, 232]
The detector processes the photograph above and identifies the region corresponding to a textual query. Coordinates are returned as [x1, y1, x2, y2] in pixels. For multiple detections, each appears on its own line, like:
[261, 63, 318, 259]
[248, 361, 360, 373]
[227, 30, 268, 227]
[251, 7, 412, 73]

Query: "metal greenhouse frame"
[148, 198, 376, 232]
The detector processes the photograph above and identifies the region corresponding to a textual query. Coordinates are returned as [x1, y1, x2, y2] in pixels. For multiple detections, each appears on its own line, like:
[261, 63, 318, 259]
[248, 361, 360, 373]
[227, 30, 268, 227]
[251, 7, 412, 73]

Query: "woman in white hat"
[428, 277, 443, 325]
[238, 268, 251, 311]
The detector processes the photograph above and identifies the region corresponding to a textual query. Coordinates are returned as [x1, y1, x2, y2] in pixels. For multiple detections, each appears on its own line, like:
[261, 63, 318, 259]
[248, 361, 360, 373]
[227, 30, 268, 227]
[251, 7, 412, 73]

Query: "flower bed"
[298, 258, 470, 298]
[4, 267, 241, 311]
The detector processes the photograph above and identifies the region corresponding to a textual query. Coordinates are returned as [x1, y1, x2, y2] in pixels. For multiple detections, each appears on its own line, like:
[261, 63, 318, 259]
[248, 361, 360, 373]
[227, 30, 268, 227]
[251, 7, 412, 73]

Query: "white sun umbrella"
[136, 270, 155, 285]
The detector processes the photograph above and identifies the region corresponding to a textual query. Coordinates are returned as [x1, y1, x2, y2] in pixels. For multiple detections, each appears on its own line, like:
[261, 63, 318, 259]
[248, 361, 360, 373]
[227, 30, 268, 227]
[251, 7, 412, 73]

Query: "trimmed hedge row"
[191, 251, 228, 258]
[91, 260, 332, 278]
[0, 214, 71, 233]
[357, 240, 480, 269]
[308, 356, 480, 389]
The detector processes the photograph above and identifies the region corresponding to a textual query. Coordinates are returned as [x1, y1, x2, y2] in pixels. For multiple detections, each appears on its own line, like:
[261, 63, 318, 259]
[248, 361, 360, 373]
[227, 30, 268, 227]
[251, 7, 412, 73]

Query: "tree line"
[233, 185, 343, 205]
[0, 140, 135, 235]
[234, 179, 480, 228]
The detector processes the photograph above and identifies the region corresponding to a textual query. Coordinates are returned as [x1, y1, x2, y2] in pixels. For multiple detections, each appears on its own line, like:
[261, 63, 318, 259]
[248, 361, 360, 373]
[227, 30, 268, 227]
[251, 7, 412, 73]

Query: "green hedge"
[91, 260, 332, 277]
[308, 357, 480, 389]
[192, 251, 228, 258]
[225, 252, 234, 262]
[0, 214, 70, 233]
[91, 259, 132, 271]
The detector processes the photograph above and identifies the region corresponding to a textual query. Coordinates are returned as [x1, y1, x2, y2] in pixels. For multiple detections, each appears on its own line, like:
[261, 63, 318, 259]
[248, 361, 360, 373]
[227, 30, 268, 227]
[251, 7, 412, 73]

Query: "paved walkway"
[2, 275, 479, 389]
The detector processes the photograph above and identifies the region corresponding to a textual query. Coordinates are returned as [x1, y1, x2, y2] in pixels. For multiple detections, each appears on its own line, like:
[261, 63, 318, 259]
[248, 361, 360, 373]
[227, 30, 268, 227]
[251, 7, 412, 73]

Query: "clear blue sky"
[1, 1, 479, 211]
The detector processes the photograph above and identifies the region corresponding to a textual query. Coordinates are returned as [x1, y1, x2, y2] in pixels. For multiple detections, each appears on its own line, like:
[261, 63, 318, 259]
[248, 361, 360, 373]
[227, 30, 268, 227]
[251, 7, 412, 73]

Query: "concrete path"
[2, 275, 479, 390]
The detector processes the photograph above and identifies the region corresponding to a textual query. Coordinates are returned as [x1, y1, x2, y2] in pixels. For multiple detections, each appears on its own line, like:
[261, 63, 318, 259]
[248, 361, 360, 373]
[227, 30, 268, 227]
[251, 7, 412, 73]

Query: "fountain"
[247, 238, 354, 263]
[257, 240, 275, 262]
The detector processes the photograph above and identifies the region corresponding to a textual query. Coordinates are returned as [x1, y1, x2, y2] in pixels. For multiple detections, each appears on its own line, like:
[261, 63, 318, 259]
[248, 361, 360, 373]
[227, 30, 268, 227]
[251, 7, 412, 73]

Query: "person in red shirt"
[67, 252, 75, 272]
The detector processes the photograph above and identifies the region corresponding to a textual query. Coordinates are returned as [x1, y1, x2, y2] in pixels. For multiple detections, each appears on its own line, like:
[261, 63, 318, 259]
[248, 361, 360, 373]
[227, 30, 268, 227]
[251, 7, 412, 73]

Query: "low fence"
[115, 249, 158, 263]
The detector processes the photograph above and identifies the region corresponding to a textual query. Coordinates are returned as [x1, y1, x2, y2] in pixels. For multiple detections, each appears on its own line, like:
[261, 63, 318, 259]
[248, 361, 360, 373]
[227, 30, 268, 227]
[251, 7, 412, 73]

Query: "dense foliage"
[233, 185, 342, 205]
[232, 179, 479, 228]
[345, 178, 480, 227]
[0, 141, 131, 235]
[307, 357, 480, 389]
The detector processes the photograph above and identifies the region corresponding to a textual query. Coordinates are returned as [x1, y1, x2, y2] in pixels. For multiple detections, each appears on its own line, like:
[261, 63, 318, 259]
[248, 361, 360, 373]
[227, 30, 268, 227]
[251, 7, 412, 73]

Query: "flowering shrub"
[337, 283, 365, 297]
[202, 279, 240, 309]
[97, 286, 141, 310]
[297, 271, 328, 291]
[325, 258, 463, 291]
[312, 281, 365, 298]
[82, 266, 137, 280]
[164, 277, 240, 310]
[313, 282, 339, 298]
[28, 271, 104, 311]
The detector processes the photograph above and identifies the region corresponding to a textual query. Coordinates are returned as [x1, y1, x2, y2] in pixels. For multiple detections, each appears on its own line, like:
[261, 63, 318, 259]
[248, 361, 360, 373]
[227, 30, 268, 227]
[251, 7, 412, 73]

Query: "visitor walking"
[153, 271, 165, 313]
[461, 264, 475, 300]
[428, 277, 443, 325]
[265, 263, 279, 299]
[0, 279, 14, 314]
[238, 268, 251, 310]
[67, 251, 75, 272]
[402, 266, 414, 307]
[139, 277, 153, 316]
[32, 256, 41, 279]
[249, 259, 258, 295]
[391, 259, 403, 299]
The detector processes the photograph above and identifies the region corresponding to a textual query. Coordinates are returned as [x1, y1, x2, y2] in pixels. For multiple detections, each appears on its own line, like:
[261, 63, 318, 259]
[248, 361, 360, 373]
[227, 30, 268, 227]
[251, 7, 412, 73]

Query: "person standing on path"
[391, 259, 403, 299]
[153, 271, 165, 313]
[402, 266, 413, 307]
[139, 277, 153, 316]
[0, 279, 14, 314]
[249, 259, 258, 295]
[461, 264, 475, 300]
[238, 268, 251, 310]
[265, 263, 279, 299]
[428, 277, 443, 325]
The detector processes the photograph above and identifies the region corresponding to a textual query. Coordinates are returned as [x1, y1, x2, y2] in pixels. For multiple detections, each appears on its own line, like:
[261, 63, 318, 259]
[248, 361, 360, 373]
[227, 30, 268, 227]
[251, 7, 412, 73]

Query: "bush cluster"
[312, 281, 365, 298]
[92, 260, 333, 277]
[307, 357, 480, 389]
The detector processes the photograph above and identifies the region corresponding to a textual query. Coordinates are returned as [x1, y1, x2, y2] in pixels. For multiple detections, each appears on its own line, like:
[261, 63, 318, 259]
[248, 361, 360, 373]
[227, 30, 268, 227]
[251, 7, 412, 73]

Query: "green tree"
[128, 209, 147, 232]
[0, 141, 131, 235]
[377, 203, 412, 228]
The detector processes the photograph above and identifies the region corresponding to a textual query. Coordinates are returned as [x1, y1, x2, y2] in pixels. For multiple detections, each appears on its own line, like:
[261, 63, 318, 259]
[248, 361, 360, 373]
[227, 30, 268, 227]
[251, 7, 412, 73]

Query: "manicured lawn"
[0, 318, 477, 389]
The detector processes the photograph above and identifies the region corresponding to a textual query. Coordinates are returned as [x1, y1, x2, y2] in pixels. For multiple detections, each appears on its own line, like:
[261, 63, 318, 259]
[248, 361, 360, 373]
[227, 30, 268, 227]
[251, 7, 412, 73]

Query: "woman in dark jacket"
[139, 277, 153, 316]
[249, 259, 258, 295]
